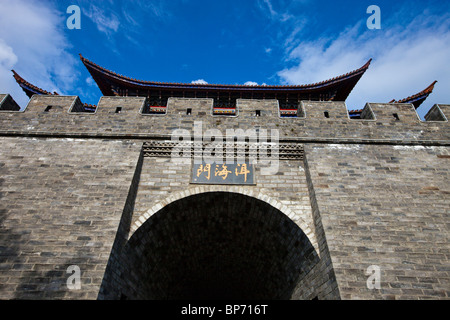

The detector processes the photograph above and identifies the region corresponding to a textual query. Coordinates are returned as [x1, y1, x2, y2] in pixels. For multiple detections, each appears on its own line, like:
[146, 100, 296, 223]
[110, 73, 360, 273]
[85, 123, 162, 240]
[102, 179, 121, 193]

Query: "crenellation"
[0, 92, 448, 300]
[0, 94, 21, 112]
[425, 104, 449, 122]
[359, 104, 376, 120]
[0, 95, 448, 148]
[0, 94, 448, 126]
[68, 97, 88, 114]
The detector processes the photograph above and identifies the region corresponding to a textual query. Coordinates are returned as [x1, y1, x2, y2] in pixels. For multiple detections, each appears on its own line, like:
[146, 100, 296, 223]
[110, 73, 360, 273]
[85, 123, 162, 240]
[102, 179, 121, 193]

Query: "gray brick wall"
[305, 143, 449, 299]
[0, 94, 448, 300]
[0, 137, 141, 299]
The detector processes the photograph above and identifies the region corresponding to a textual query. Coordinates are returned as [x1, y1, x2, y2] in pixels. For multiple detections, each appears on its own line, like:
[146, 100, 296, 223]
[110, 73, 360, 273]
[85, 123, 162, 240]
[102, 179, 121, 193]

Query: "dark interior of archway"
[119, 192, 318, 300]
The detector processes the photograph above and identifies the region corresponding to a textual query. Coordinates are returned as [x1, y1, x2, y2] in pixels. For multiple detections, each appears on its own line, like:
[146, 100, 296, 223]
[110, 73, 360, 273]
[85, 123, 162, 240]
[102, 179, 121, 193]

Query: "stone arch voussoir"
[130, 185, 317, 253]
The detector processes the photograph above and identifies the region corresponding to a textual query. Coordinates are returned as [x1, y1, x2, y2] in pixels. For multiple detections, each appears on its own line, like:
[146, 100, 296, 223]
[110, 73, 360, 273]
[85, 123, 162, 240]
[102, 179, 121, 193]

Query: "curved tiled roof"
[12, 70, 57, 97]
[80, 54, 372, 96]
[389, 81, 437, 105]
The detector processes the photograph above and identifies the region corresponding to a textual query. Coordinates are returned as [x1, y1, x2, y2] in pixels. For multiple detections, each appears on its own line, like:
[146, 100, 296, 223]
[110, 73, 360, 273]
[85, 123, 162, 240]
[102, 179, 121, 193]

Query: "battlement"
[2, 55, 449, 301]
[0, 94, 21, 112]
[425, 104, 449, 122]
[0, 94, 448, 145]
[0, 92, 449, 301]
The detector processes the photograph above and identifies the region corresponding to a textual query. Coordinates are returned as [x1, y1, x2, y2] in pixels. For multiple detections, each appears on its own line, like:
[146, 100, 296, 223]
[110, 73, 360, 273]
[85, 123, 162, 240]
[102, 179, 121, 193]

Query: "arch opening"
[104, 192, 320, 300]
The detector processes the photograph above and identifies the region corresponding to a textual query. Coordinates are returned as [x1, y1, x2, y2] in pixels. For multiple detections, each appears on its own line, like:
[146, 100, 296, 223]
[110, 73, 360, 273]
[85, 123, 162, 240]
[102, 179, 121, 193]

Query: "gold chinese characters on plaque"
[191, 162, 255, 185]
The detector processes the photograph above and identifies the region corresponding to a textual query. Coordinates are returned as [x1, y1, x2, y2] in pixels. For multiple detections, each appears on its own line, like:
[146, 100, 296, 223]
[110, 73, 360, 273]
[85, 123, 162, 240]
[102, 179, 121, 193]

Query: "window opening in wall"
[255, 110, 261, 117]
[142, 100, 167, 115]
[115, 107, 122, 114]
[393, 113, 400, 121]
[324, 111, 330, 118]
[44, 106, 53, 112]
[187, 108, 192, 116]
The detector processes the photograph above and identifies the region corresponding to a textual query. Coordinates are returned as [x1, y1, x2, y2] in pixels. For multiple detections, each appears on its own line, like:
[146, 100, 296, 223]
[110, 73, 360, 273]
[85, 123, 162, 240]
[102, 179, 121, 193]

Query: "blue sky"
[0, 0, 449, 118]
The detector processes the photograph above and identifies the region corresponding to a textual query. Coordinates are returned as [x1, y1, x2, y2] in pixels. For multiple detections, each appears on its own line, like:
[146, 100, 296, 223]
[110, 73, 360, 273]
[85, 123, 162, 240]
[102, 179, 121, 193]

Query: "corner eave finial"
[425, 80, 438, 94]
[363, 58, 373, 69]
[11, 70, 23, 83]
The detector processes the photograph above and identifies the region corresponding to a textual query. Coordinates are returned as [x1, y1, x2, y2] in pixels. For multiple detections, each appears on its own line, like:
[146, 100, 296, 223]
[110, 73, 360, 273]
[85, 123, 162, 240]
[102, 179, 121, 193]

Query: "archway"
[103, 192, 320, 300]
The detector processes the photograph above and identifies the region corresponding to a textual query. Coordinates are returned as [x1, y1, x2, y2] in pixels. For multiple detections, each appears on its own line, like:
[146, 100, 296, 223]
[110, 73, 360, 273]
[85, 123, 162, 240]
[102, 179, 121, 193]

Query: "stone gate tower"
[0, 56, 448, 300]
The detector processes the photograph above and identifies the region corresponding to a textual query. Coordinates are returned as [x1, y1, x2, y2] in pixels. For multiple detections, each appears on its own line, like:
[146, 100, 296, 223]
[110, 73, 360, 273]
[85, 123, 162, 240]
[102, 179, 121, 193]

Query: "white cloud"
[244, 81, 259, 86]
[84, 5, 120, 35]
[261, 0, 277, 18]
[259, 0, 296, 22]
[278, 14, 450, 118]
[256, 0, 309, 66]
[0, 39, 18, 68]
[0, 0, 78, 108]
[191, 79, 208, 85]
[86, 77, 95, 86]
